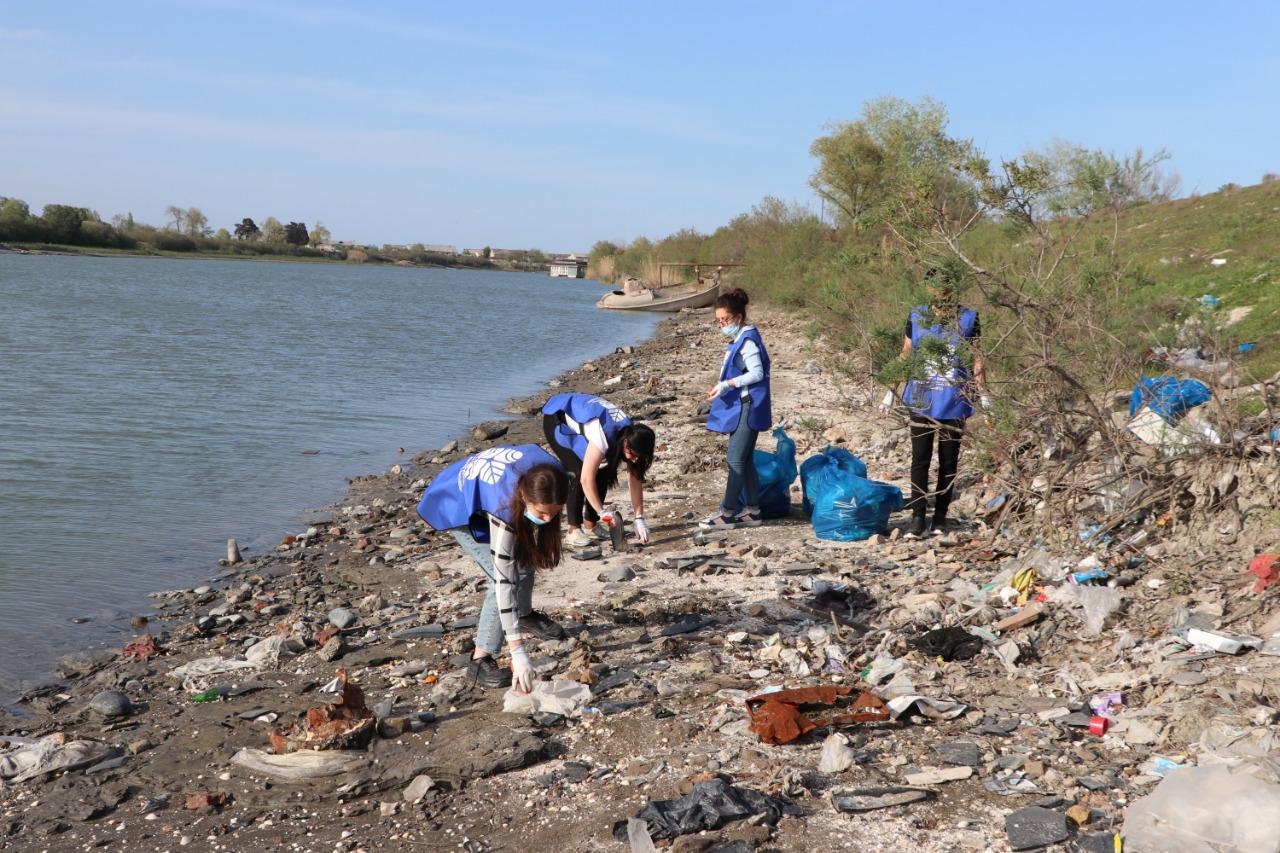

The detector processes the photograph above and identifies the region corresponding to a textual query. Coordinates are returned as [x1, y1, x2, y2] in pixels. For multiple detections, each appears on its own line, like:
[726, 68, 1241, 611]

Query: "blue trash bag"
[800, 446, 868, 517]
[810, 474, 904, 542]
[740, 427, 797, 519]
[1128, 377, 1212, 424]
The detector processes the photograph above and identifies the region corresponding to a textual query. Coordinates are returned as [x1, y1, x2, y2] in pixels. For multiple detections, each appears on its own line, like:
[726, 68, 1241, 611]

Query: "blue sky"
[2, 1, 1277, 251]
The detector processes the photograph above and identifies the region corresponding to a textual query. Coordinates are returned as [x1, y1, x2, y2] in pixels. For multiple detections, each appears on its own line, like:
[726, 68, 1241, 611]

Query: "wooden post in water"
[227, 538, 243, 564]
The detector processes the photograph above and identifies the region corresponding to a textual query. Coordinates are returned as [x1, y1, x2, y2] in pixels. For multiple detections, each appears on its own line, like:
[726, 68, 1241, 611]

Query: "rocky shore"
[3, 307, 1279, 852]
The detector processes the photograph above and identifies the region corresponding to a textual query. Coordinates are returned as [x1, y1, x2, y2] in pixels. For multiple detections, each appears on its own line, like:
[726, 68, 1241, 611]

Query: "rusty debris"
[745, 686, 890, 745]
[122, 634, 162, 662]
[184, 791, 229, 811]
[269, 670, 375, 753]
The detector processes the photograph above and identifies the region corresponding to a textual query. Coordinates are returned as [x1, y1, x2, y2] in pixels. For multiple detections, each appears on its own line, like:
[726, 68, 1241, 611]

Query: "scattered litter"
[1248, 553, 1279, 593]
[231, 747, 368, 780]
[831, 786, 933, 813]
[817, 733, 857, 772]
[122, 634, 162, 662]
[1184, 627, 1263, 655]
[168, 655, 257, 690]
[1124, 763, 1280, 853]
[983, 770, 1040, 796]
[269, 670, 375, 753]
[909, 626, 983, 662]
[745, 686, 889, 745]
[885, 694, 967, 721]
[502, 680, 592, 719]
[0, 735, 120, 784]
[611, 779, 803, 842]
[904, 765, 972, 785]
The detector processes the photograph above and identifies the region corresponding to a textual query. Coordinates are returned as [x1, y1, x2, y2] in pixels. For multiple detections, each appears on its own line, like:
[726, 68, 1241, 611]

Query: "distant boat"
[596, 279, 720, 312]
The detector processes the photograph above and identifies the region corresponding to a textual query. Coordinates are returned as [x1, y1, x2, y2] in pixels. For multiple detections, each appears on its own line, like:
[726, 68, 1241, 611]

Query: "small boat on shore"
[596, 279, 720, 312]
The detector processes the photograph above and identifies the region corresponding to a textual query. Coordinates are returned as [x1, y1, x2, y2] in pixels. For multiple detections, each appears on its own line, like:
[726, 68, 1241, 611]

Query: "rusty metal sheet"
[746, 686, 889, 745]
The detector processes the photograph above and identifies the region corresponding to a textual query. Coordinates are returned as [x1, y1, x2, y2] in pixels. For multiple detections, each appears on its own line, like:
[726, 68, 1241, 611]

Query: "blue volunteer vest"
[417, 444, 563, 542]
[707, 327, 773, 433]
[542, 393, 632, 460]
[901, 305, 978, 421]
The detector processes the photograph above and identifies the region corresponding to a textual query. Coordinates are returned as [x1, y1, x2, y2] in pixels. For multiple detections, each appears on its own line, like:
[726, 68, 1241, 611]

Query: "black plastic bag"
[611, 779, 802, 841]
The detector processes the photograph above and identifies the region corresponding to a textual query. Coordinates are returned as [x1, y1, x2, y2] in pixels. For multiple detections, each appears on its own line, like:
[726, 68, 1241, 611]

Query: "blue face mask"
[720, 324, 740, 338]
[523, 510, 548, 526]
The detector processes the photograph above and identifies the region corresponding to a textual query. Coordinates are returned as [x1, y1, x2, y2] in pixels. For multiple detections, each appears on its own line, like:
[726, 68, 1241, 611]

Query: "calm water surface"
[0, 254, 657, 698]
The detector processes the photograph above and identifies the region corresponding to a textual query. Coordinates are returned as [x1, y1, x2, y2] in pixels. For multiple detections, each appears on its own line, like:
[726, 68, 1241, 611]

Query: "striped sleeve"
[486, 513, 523, 641]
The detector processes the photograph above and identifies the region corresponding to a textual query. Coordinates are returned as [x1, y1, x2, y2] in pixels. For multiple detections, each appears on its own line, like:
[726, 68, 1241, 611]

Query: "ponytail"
[714, 288, 750, 321]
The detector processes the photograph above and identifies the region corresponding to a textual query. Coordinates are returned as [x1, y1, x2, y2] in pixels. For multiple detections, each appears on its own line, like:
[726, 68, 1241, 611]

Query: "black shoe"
[518, 610, 566, 641]
[932, 515, 951, 531]
[465, 656, 512, 689]
[908, 516, 928, 538]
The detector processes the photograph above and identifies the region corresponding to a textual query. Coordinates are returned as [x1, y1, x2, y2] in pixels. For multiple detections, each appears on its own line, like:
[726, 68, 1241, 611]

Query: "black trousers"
[908, 415, 965, 523]
[542, 414, 611, 527]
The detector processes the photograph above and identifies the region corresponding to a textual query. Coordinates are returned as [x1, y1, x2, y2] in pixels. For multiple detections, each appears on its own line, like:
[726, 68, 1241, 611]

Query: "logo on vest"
[458, 447, 524, 488]
[589, 397, 628, 423]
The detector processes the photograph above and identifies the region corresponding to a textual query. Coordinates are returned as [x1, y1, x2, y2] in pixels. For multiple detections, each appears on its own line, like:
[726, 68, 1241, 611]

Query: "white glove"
[980, 395, 992, 412]
[510, 645, 533, 694]
[633, 516, 651, 544]
[879, 390, 895, 413]
[598, 506, 624, 528]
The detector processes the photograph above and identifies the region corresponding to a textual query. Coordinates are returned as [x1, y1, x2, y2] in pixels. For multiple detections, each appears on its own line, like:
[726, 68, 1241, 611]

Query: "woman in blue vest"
[417, 445, 569, 691]
[882, 275, 988, 537]
[541, 393, 656, 547]
[700, 288, 772, 529]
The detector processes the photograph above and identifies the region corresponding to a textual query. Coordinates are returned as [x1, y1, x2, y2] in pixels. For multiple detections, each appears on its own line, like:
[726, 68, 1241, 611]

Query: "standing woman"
[700, 288, 772, 529]
[883, 276, 989, 537]
[417, 445, 569, 691]
[541, 393, 656, 547]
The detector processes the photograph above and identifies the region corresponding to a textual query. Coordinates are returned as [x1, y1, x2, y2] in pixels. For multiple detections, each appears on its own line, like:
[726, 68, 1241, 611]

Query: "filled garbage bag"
[741, 427, 797, 519]
[612, 779, 803, 842]
[1128, 376, 1211, 424]
[800, 446, 868, 516]
[807, 463, 903, 542]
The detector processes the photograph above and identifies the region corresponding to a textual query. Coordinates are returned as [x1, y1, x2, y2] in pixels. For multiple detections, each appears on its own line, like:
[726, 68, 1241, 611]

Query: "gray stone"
[933, 741, 982, 767]
[391, 660, 429, 677]
[391, 624, 445, 640]
[402, 774, 434, 802]
[605, 566, 636, 582]
[571, 546, 602, 561]
[319, 636, 347, 661]
[88, 690, 132, 718]
[1005, 806, 1070, 850]
[328, 607, 357, 629]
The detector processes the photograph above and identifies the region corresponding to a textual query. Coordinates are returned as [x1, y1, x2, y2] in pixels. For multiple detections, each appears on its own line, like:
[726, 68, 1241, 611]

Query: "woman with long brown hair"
[417, 445, 569, 691]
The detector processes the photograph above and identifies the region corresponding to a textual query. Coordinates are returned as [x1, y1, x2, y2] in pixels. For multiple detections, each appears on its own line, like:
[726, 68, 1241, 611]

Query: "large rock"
[88, 690, 131, 718]
[1005, 806, 1070, 850]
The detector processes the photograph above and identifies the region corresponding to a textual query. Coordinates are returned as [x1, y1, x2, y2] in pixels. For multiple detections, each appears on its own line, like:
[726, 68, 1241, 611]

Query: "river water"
[0, 254, 656, 698]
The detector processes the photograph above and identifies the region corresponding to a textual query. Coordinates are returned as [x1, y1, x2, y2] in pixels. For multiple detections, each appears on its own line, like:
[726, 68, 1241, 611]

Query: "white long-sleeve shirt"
[714, 325, 764, 398]
[485, 513, 523, 642]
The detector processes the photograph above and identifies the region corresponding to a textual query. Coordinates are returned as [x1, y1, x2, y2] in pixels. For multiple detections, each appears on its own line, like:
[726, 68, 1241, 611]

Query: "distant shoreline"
[0, 242, 545, 273]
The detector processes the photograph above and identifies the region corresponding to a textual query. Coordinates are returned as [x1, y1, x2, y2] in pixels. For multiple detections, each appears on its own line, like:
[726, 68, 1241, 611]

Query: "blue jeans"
[451, 530, 533, 655]
[720, 402, 759, 515]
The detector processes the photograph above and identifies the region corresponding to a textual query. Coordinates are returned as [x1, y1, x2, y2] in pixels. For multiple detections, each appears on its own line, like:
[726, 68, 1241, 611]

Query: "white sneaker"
[734, 508, 763, 528]
[567, 528, 593, 547]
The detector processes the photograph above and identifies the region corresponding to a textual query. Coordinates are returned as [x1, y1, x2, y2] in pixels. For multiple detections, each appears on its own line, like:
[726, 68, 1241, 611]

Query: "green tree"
[308, 221, 331, 246]
[482, 246, 492, 259]
[809, 96, 973, 228]
[165, 205, 186, 232]
[590, 240, 621, 259]
[183, 207, 210, 237]
[234, 217, 260, 240]
[261, 217, 286, 243]
[284, 221, 309, 246]
[41, 204, 96, 243]
[1022, 141, 1179, 217]
[214, 227, 232, 241]
[1, 197, 32, 223]
[110, 212, 137, 233]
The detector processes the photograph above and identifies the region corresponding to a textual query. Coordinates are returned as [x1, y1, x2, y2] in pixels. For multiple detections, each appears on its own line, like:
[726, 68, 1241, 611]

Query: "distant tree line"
[0, 197, 338, 258]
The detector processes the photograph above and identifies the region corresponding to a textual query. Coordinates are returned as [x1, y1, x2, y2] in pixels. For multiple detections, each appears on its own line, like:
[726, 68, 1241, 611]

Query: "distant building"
[549, 256, 588, 278]
[419, 244, 457, 255]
